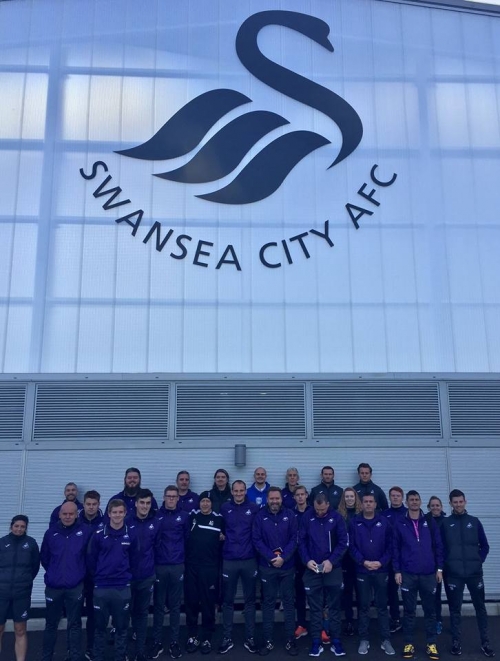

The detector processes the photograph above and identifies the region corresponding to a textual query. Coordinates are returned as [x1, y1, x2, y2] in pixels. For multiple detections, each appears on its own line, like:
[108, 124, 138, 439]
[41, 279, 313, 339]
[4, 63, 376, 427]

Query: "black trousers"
[342, 556, 357, 623]
[42, 583, 84, 661]
[152, 564, 184, 644]
[387, 565, 401, 620]
[446, 575, 490, 645]
[401, 573, 437, 644]
[221, 558, 257, 640]
[131, 576, 155, 655]
[184, 564, 219, 642]
[356, 572, 390, 641]
[303, 567, 343, 640]
[260, 566, 295, 642]
[94, 586, 131, 661]
[295, 562, 307, 628]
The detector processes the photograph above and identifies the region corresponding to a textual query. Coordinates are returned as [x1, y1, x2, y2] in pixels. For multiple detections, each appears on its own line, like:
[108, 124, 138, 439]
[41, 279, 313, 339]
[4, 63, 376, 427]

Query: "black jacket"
[353, 480, 388, 511]
[0, 532, 40, 598]
[440, 511, 489, 578]
[308, 482, 344, 510]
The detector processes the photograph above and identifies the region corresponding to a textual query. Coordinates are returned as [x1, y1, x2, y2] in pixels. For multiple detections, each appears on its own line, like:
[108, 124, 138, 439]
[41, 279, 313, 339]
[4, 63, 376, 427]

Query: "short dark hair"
[427, 495, 443, 508]
[232, 479, 246, 489]
[84, 490, 101, 502]
[163, 485, 179, 496]
[314, 493, 329, 506]
[294, 485, 308, 495]
[321, 465, 334, 473]
[449, 489, 465, 501]
[125, 467, 141, 478]
[65, 482, 77, 489]
[267, 486, 282, 497]
[357, 463, 372, 474]
[362, 493, 377, 503]
[108, 498, 126, 512]
[406, 490, 421, 499]
[11, 514, 29, 528]
[136, 488, 153, 501]
[176, 470, 190, 479]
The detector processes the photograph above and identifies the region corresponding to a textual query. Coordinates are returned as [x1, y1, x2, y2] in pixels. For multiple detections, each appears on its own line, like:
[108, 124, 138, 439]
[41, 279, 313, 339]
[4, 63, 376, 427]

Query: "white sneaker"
[381, 640, 396, 656]
[359, 640, 370, 655]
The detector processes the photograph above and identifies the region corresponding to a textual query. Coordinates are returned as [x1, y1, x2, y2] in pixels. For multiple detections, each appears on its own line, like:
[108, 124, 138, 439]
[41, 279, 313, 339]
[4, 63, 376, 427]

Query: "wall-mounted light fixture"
[234, 443, 246, 467]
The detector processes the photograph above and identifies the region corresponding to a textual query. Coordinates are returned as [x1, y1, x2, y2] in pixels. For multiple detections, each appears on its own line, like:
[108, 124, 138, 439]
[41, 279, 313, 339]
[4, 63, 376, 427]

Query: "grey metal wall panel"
[448, 381, 500, 436]
[0, 383, 26, 440]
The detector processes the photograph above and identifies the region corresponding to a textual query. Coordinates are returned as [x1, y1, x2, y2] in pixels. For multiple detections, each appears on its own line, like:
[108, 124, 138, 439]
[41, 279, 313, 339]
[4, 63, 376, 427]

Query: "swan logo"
[116, 10, 363, 205]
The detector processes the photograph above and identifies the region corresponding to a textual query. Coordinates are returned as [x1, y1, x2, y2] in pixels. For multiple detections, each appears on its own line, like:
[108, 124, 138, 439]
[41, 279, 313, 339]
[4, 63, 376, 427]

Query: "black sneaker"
[244, 639, 257, 654]
[259, 641, 274, 656]
[149, 642, 164, 659]
[169, 642, 182, 659]
[137, 654, 148, 661]
[285, 639, 298, 656]
[200, 641, 212, 655]
[402, 644, 415, 660]
[451, 642, 462, 656]
[85, 651, 94, 661]
[218, 638, 234, 654]
[344, 622, 355, 637]
[186, 638, 200, 654]
[481, 644, 495, 658]
[390, 620, 402, 634]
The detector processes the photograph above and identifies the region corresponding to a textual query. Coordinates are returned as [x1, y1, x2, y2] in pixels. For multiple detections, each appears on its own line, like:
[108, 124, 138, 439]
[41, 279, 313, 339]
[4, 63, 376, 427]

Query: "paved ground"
[1, 614, 499, 661]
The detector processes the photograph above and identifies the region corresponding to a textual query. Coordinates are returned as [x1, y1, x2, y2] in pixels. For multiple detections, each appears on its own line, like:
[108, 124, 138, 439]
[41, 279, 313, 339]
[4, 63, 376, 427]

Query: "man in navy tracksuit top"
[382, 486, 408, 633]
[441, 489, 493, 657]
[49, 482, 84, 526]
[349, 494, 395, 656]
[40, 501, 92, 661]
[353, 464, 389, 513]
[87, 498, 134, 661]
[218, 480, 259, 655]
[299, 493, 348, 658]
[150, 485, 189, 661]
[79, 490, 104, 660]
[176, 471, 200, 513]
[308, 466, 344, 510]
[126, 489, 159, 661]
[253, 486, 298, 657]
[393, 490, 443, 661]
[292, 485, 311, 640]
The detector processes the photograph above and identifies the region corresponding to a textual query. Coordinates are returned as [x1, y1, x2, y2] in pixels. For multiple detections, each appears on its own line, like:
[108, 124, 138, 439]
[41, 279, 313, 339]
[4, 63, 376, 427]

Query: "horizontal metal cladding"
[0, 384, 26, 441]
[33, 382, 169, 440]
[175, 382, 306, 438]
[312, 381, 442, 437]
[448, 381, 500, 437]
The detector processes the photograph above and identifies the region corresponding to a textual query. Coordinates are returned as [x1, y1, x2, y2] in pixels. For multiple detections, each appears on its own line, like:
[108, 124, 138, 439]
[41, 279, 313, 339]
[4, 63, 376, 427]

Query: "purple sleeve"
[329, 515, 348, 567]
[298, 516, 310, 565]
[392, 524, 402, 573]
[348, 520, 364, 566]
[40, 530, 50, 571]
[281, 513, 298, 562]
[380, 521, 393, 568]
[252, 513, 272, 562]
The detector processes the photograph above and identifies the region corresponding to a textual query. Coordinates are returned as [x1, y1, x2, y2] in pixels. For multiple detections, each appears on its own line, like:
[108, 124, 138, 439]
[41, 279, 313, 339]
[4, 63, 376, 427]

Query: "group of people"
[0, 463, 494, 661]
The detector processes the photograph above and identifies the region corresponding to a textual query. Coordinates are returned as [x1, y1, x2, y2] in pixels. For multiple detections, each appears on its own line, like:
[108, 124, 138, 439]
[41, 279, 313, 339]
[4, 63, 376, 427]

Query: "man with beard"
[176, 471, 200, 514]
[253, 487, 298, 657]
[208, 469, 232, 514]
[40, 501, 92, 661]
[0, 515, 40, 661]
[308, 466, 344, 510]
[50, 483, 83, 526]
[184, 491, 225, 655]
[107, 468, 158, 516]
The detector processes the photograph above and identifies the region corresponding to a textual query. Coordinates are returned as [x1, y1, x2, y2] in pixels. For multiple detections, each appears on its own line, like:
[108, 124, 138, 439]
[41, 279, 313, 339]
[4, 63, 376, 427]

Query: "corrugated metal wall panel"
[33, 382, 169, 440]
[448, 381, 500, 437]
[0, 383, 26, 440]
[175, 382, 306, 438]
[312, 381, 442, 437]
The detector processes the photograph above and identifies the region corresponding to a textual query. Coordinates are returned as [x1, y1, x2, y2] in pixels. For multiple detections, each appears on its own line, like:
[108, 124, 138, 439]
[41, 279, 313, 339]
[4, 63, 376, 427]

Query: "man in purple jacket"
[127, 489, 159, 661]
[40, 501, 92, 661]
[218, 480, 259, 655]
[176, 471, 199, 513]
[382, 486, 408, 634]
[49, 483, 84, 526]
[150, 485, 189, 660]
[349, 494, 395, 656]
[106, 468, 158, 516]
[299, 494, 348, 658]
[393, 490, 443, 661]
[87, 499, 133, 661]
[253, 486, 298, 657]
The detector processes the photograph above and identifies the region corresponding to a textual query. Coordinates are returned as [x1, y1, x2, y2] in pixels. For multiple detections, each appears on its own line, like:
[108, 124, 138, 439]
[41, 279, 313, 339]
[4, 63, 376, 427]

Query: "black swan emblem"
[116, 10, 363, 205]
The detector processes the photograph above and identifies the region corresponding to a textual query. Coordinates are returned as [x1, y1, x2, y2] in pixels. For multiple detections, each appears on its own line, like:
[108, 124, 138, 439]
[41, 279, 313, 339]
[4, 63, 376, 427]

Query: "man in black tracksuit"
[184, 491, 225, 655]
[308, 466, 344, 510]
[353, 463, 388, 512]
[440, 489, 494, 658]
[0, 515, 40, 661]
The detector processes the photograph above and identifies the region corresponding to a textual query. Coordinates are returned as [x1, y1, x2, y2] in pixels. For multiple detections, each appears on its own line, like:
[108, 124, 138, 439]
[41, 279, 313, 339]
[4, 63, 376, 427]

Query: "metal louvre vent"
[449, 381, 500, 437]
[0, 384, 26, 441]
[33, 382, 169, 440]
[313, 381, 442, 437]
[175, 382, 306, 438]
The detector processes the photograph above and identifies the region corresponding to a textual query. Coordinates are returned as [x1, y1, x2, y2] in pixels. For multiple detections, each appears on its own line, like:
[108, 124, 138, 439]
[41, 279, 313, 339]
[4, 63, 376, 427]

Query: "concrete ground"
[1, 609, 499, 661]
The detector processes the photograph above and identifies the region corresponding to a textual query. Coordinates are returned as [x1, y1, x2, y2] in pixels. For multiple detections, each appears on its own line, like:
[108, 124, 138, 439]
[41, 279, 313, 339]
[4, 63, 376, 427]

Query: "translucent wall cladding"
[0, 0, 499, 373]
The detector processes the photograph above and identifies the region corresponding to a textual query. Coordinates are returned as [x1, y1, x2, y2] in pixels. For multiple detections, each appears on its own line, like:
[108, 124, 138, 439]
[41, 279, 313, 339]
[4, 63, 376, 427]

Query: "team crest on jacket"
[76, 530, 83, 536]
[176, 516, 182, 522]
[376, 522, 382, 527]
[149, 523, 155, 529]
[246, 510, 252, 515]
[283, 516, 289, 521]
[23, 542, 29, 548]
[423, 521, 428, 527]
[467, 522, 473, 528]
[209, 520, 214, 526]
[329, 518, 334, 523]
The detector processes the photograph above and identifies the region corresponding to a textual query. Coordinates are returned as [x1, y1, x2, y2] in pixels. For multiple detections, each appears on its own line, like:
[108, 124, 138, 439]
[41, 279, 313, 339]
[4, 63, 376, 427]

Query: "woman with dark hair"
[0, 515, 40, 661]
[338, 488, 363, 636]
[425, 496, 446, 635]
[209, 469, 232, 513]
